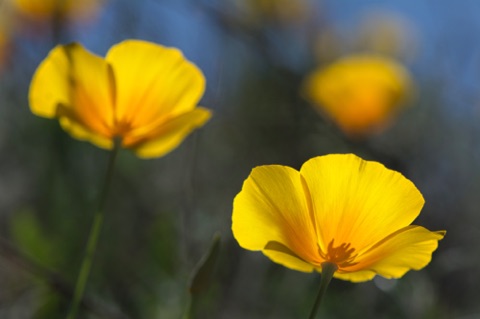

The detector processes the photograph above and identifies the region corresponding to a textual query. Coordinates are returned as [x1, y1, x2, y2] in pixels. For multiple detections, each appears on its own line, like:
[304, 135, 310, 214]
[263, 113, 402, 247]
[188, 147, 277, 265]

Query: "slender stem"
[182, 295, 192, 319]
[308, 262, 337, 319]
[66, 142, 120, 319]
[0, 237, 130, 319]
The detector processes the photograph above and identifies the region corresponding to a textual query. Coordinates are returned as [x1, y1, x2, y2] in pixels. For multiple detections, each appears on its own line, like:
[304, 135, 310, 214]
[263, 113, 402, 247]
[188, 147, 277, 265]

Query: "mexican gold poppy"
[29, 40, 211, 158]
[10, 0, 103, 21]
[304, 55, 412, 137]
[232, 154, 445, 282]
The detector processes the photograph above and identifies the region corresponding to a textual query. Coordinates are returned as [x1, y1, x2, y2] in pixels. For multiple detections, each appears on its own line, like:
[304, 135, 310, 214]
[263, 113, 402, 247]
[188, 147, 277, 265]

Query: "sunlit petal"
[29, 43, 115, 146]
[106, 40, 205, 130]
[333, 269, 376, 283]
[128, 108, 211, 159]
[347, 226, 446, 279]
[59, 117, 112, 150]
[29, 45, 71, 118]
[263, 244, 315, 272]
[300, 154, 424, 254]
[232, 165, 319, 267]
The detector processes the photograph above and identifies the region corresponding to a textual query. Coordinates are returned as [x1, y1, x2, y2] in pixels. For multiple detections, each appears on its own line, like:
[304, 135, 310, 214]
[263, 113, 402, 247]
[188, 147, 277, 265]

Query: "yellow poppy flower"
[232, 154, 445, 282]
[304, 55, 412, 137]
[10, 0, 103, 21]
[29, 40, 211, 158]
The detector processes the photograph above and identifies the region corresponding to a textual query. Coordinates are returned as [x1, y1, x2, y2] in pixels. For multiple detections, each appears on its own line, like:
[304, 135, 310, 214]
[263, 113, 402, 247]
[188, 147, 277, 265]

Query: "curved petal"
[29, 43, 115, 144]
[29, 44, 71, 118]
[232, 165, 319, 266]
[59, 117, 112, 150]
[263, 245, 315, 273]
[333, 269, 376, 283]
[127, 107, 211, 158]
[106, 40, 205, 130]
[346, 226, 445, 279]
[300, 154, 425, 254]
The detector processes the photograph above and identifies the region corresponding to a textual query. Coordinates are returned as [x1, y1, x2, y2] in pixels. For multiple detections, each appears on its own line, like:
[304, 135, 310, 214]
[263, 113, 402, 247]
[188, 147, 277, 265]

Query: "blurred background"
[0, 0, 479, 318]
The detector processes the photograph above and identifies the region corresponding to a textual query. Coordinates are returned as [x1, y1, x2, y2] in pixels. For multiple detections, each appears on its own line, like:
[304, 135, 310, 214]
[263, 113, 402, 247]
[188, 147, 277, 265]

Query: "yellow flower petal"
[106, 40, 206, 131]
[332, 269, 376, 283]
[29, 45, 71, 118]
[58, 116, 112, 150]
[347, 226, 445, 279]
[129, 108, 211, 159]
[300, 154, 424, 255]
[263, 243, 315, 272]
[29, 43, 115, 148]
[232, 165, 319, 268]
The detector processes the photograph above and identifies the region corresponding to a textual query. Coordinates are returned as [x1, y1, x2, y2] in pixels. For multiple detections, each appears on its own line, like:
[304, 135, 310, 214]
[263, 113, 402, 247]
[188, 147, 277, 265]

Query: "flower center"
[319, 239, 358, 268]
[112, 120, 132, 137]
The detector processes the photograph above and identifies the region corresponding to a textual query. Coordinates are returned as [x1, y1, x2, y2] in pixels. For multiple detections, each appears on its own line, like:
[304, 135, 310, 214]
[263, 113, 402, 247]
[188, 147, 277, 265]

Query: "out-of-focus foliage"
[1, 0, 479, 318]
[10, 208, 62, 269]
[186, 233, 221, 318]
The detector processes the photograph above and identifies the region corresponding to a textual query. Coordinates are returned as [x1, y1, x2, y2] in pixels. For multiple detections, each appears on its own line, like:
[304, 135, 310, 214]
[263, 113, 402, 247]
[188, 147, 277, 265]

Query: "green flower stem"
[66, 142, 120, 319]
[308, 262, 337, 319]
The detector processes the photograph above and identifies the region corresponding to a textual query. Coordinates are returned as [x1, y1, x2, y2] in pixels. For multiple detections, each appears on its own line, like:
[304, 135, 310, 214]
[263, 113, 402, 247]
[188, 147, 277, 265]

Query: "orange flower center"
[319, 239, 358, 268]
[112, 120, 132, 138]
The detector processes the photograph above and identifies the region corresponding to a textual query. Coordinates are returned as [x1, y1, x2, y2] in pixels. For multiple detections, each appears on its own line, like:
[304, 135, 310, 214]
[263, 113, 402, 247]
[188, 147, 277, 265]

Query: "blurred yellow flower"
[243, 0, 309, 24]
[0, 8, 13, 73]
[304, 55, 412, 137]
[232, 154, 445, 282]
[10, 0, 103, 21]
[0, 26, 8, 72]
[29, 40, 211, 158]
